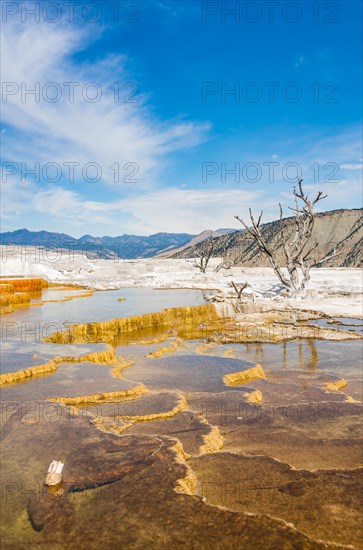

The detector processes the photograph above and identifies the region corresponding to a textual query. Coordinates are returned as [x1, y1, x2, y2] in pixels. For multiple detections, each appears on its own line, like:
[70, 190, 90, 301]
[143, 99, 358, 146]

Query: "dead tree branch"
[235, 178, 330, 296]
[186, 233, 215, 273]
[215, 248, 237, 272]
[231, 281, 248, 300]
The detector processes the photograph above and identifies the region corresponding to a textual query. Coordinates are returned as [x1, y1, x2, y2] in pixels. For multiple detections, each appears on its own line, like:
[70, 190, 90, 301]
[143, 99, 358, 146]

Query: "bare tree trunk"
[235, 179, 339, 296]
[215, 249, 236, 272]
[186, 233, 215, 273]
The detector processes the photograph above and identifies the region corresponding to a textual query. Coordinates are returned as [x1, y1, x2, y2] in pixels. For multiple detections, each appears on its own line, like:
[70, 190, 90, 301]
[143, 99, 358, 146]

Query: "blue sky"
[1, 0, 362, 236]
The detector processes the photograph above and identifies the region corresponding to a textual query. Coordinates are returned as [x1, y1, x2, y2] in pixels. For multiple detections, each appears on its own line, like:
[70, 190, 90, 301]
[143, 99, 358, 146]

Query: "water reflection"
[306, 340, 318, 371]
[0, 287, 207, 374]
[227, 339, 362, 380]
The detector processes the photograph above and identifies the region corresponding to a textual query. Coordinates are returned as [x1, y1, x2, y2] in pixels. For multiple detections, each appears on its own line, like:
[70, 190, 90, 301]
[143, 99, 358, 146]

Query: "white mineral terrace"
[0, 248, 362, 318]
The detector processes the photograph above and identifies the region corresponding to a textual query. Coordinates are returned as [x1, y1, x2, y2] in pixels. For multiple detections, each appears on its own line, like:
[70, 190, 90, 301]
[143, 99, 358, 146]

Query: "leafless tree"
[235, 179, 339, 296]
[186, 233, 215, 273]
[231, 281, 248, 300]
[228, 281, 256, 313]
[215, 249, 237, 272]
[231, 281, 255, 302]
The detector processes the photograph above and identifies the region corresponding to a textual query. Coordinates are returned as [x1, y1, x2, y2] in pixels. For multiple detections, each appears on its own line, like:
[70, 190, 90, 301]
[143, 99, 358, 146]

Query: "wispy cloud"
[116, 188, 266, 234]
[294, 54, 308, 67]
[1, 20, 210, 189]
[1, 13, 361, 237]
[340, 163, 363, 170]
[1, 176, 265, 235]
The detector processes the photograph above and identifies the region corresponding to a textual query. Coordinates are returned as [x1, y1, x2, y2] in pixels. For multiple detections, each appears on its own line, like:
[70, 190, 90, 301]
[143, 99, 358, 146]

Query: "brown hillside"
[174, 209, 363, 268]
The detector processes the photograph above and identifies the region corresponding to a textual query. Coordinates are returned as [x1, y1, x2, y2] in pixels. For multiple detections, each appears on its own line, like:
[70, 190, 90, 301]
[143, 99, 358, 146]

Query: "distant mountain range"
[0, 228, 236, 259]
[174, 209, 363, 268]
[2, 210, 361, 266]
[155, 228, 237, 258]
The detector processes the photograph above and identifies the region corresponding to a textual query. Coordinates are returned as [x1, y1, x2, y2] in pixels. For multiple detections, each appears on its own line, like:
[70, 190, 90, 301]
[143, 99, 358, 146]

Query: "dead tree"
[235, 179, 339, 296]
[231, 281, 255, 302]
[186, 233, 215, 273]
[215, 249, 237, 272]
[231, 281, 248, 300]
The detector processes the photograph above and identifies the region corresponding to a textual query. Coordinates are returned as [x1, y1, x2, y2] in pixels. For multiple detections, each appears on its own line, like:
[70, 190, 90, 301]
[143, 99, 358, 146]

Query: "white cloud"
[116, 188, 266, 233]
[294, 55, 308, 67]
[1, 174, 265, 235]
[3, 161, 360, 236]
[1, 20, 210, 189]
[340, 163, 363, 170]
[1, 21, 361, 237]
[287, 178, 362, 211]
